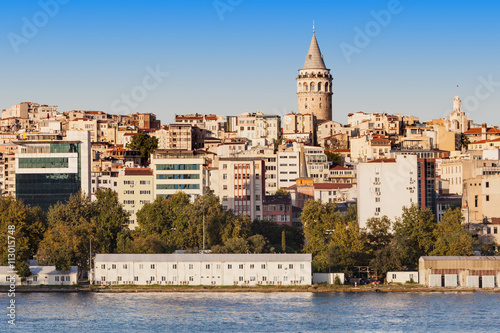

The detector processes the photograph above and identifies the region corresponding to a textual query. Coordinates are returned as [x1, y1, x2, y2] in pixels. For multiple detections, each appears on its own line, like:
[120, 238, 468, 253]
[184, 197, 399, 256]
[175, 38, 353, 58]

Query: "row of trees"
[0, 189, 304, 277]
[301, 200, 486, 277]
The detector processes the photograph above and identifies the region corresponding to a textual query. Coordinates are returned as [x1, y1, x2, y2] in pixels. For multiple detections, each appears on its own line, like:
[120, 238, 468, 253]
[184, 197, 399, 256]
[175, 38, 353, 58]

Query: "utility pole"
[89, 238, 92, 284]
[203, 207, 205, 251]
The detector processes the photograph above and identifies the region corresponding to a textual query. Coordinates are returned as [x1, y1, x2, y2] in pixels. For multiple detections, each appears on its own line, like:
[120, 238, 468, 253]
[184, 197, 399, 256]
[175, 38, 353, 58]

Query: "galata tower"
[296, 28, 333, 122]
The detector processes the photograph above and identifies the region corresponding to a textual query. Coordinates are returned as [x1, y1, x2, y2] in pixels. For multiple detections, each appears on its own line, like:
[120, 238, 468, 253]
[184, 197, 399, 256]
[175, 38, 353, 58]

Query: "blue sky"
[0, 0, 499, 125]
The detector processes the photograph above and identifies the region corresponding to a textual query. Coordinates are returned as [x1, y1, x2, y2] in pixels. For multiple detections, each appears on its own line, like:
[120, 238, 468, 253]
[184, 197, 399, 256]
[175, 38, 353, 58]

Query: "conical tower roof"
[302, 33, 326, 70]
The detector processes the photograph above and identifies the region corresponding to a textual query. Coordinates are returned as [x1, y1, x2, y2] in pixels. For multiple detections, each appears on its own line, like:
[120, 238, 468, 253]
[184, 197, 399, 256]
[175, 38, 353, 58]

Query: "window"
[239, 264, 244, 269]
[392, 274, 396, 279]
[123, 264, 128, 269]
[300, 264, 304, 269]
[101, 264, 105, 269]
[134, 276, 138, 281]
[300, 276, 305, 282]
[150, 277, 155, 282]
[228, 264, 232, 269]
[140, 190, 151, 195]
[161, 276, 166, 281]
[283, 276, 288, 282]
[33, 276, 38, 282]
[289, 264, 293, 269]
[278, 264, 282, 269]
[151, 264, 155, 269]
[262, 276, 267, 281]
[189, 276, 194, 282]
[239, 276, 244, 282]
[206, 264, 210, 269]
[250, 276, 256, 281]
[140, 180, 151, 185]
[139, 264, 144, 269]
[261, 264, 266, 269]
[486, 182, 490, 188]
[173, 264, 177, 269]
[117, 276, 122, 282]
[250, 264, 254, 269]
[486, 195, 490, 201]
[172, 276, 177, 282]
[112, 264, 116, 269]
[189, 264, 194, 269]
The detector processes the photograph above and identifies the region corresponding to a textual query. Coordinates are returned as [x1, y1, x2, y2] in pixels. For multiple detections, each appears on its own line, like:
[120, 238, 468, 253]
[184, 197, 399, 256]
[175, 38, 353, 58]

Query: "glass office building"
[14, 131, 91, 211]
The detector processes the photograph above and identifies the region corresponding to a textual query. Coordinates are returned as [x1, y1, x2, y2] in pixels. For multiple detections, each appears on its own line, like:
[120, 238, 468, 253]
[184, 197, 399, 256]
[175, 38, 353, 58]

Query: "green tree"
[247, 234, 268, 253]
[224, 237, 249, 254]
[37, 190, 129, 273]
[281, 231, 286, 253]
[302, 200, 364, 272]
[431, 208, 474, 256]
[366, 216, 393, 259]
[0, 197, 47, 278]
[392, 204, 436, 269]
[275, 188, 289, 195]
[93, 189, 129, 254]
[126, 132, 159, 165]
[325, 151, 342, 165]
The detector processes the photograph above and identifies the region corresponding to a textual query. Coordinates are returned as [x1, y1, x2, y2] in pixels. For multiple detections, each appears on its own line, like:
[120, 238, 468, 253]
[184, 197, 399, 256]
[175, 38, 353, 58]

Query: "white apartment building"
[151, 150, 208, 201]
[236, 111, 281, 146]
[216, 156, 265, 220]
[117, 168, 154, 229]
[304, 145, 329, 181]
[357, 155, 418, 229]
[0, 266, 78, 286]
[440, 156, 500, 195]
[93, 253, 312, 286]
[277, 151, 301, 190]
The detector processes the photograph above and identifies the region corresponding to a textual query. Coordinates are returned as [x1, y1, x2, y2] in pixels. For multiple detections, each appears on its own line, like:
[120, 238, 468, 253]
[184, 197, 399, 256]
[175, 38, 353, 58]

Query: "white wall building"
[277, 151, 301, 190]
[386, 271, 418, 284]
[151, 150, 208, 201]
[0, 266, 78, 286]
[93, 254, 312, 286]
[357, 155, 418, 229]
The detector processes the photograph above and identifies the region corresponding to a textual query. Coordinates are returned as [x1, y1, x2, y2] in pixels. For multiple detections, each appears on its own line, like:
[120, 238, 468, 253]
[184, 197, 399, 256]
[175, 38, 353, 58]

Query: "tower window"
[319, 104, 322, 108]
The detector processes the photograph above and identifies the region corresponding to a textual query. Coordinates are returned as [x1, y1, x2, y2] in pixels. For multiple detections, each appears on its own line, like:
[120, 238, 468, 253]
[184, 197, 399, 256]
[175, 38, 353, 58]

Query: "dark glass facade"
[16, 142, 81, 211]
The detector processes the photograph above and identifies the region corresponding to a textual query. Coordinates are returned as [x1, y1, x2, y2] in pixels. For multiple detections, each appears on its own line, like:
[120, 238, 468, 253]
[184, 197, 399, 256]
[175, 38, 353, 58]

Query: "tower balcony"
[297, 73, 332, 79]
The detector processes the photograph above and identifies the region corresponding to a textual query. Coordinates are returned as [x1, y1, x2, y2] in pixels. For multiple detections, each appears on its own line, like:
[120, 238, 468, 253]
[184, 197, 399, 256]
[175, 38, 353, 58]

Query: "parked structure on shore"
[93, 253, 312, 286]
[419, 256, 500, 288]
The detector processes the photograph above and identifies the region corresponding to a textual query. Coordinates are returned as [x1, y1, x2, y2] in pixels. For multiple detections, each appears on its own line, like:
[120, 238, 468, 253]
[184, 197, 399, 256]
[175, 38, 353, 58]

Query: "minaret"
[297, 26, 333, 122]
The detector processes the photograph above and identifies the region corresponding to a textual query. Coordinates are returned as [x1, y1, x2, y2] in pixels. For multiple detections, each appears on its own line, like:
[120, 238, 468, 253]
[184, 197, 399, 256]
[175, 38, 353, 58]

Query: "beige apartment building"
[117, 168, 154, 230]
[350, 135, 392, 163]
[216, 156, 265, 221]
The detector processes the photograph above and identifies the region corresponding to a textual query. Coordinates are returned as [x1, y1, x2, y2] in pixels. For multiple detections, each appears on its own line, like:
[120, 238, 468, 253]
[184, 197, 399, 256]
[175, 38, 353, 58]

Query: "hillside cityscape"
[1, 30, 499, 290]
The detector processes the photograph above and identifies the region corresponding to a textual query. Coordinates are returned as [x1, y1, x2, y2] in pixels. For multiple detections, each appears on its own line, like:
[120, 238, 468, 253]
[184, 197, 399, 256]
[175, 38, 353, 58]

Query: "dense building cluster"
[1, 31, 498, 250]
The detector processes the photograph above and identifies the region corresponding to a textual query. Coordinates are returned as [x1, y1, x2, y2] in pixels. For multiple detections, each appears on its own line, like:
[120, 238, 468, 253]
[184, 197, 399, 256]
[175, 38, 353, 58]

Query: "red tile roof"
[124, 168, 153, 176]
[313, 183, 353, 190]
[368, 158, 397, 163]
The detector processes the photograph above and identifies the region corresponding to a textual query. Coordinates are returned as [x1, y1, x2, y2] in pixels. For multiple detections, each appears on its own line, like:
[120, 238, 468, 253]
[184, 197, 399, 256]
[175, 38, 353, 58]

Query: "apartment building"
[216, 156, 265, 220]
[277, 151, 301, 190]
[117, 168, 154, 230]
[151, 150, 208, 202]
[236, 111, 281, 145]
[350, 135, 392, 163]
[357, 155, 418, 229]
